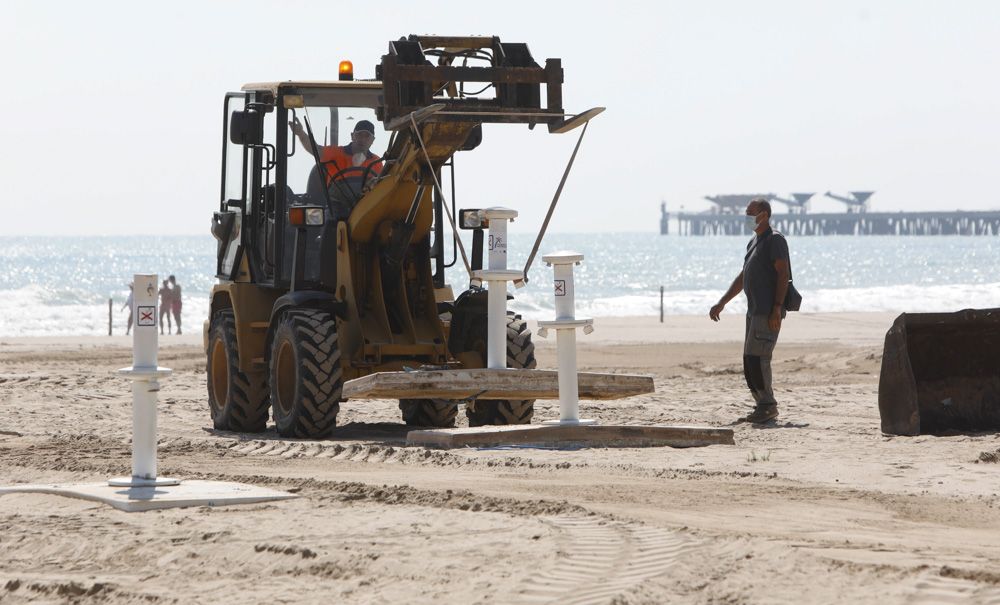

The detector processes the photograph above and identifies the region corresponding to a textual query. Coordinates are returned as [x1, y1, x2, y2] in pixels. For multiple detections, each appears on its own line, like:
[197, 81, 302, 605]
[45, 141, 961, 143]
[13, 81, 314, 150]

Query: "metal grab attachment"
[108, 273, 177, 488]
[378, 35, 567, 130]
[536, 252, 595, 425]
[376, 35, 604, 287]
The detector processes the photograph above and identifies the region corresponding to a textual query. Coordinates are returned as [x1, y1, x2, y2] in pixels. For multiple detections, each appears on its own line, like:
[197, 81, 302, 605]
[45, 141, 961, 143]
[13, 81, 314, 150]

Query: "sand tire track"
[909, 572, 1000, 604]
[509, 515, 695, 605]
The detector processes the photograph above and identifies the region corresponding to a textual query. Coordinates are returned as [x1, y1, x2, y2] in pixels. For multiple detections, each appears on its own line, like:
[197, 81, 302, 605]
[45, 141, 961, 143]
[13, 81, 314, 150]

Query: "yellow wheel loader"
[204, 35, 598, 438]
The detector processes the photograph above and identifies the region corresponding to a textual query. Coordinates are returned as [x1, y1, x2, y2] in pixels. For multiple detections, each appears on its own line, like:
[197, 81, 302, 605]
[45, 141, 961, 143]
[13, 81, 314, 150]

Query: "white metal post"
[472, 207, 523, 370]
[537, 252, 595, 425]
[556, 328, 580, 421]
[108, 273, 177, 488]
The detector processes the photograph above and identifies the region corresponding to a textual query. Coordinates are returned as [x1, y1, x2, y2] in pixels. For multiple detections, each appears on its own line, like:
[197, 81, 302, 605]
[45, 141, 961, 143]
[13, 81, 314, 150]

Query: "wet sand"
[1, 312, 999, 604]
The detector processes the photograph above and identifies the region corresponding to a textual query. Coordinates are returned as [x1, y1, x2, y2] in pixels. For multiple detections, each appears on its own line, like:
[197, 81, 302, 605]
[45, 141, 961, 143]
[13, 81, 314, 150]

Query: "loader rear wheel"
[398, 399, 458, 427]
[207, 310, 269, 433]
[269, 309, 342, 438]
[465, 314, 537, 427]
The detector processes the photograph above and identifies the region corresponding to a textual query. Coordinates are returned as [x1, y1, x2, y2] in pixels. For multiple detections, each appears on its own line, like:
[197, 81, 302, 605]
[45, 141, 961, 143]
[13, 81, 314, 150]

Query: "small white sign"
[554, 280, 566, 296]
[137, 306, 156, 326]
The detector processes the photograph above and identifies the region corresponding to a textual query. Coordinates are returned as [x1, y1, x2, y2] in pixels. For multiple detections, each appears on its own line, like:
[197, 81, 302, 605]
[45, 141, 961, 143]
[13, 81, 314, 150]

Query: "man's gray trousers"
[743, 314, 780, 407]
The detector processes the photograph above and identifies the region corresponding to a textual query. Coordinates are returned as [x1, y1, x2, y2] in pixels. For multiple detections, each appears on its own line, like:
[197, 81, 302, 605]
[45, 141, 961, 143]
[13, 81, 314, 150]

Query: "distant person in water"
[169, 275, 182, 335]
[158, 279, 173, 335]
[121, 283, 134, 335]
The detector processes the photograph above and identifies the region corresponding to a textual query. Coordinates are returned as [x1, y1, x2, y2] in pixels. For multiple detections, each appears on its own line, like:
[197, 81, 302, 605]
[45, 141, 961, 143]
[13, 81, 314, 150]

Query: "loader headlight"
[305, 208, 324, 225]
[459, 208, 485, 229]
[288, 206, 325, 226]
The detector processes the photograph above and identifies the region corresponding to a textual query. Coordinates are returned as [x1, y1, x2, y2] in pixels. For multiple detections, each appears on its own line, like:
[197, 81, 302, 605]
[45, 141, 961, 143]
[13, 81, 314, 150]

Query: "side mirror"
[229, 110, 263, 145]
[211, 211, 238, 242]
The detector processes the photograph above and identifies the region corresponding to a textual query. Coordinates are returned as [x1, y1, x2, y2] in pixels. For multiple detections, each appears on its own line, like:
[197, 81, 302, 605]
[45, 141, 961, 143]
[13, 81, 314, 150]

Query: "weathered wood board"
[406, 424, 735, 449]
[343, 369, 654, 401]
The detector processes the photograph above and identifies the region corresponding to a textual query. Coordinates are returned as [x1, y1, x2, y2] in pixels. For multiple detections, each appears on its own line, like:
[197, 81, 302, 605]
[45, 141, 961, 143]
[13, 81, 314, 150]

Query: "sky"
[1, 0, 998, 235]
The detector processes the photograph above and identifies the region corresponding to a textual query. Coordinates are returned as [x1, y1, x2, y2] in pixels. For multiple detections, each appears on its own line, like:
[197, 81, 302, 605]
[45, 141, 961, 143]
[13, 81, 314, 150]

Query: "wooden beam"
[406, 424, 735, 449]
[343, 369, 654, 401]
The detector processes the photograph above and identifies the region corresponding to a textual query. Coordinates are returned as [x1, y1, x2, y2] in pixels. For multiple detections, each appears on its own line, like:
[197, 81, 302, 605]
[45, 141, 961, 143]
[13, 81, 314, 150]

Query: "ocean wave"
[509, 282, 1000, 319]
[0, 286, 208, 337]
[2, 282, 998, 337]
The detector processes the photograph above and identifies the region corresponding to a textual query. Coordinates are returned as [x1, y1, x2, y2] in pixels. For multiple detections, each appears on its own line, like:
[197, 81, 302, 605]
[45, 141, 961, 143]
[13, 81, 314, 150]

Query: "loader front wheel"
[465, 314, 537, 427]
[269, 309, 342, 438]
[398, 399, 458, 427]
[207, 310, 269, 433]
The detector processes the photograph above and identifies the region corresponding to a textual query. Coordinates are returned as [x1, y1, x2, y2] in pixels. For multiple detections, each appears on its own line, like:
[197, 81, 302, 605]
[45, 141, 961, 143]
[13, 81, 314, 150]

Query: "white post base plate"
[108, 476, 181, 488]
[0, 480, 297, 512]
[542, 418, 598, 426]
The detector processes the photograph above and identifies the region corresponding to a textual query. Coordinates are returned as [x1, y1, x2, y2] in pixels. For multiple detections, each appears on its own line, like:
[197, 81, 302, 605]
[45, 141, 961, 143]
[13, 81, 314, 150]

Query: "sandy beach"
[2, 312, 999, 604]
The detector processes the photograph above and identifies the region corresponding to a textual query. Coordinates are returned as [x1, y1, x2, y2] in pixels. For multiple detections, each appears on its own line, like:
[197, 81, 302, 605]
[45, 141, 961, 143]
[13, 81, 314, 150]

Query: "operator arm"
[289, 118, 316, 155]
[709, 271, 744, 322]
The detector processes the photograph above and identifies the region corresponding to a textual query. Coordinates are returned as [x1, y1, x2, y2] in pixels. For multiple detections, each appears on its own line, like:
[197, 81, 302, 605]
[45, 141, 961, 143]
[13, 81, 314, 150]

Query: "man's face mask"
[745, 212, 760, 231]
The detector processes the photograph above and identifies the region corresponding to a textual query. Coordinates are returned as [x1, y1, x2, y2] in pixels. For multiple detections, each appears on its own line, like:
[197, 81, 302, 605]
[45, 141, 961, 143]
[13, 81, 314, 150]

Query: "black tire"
[398, 399, 458, 427]
[269, 309, 342, 438]
[207, 310, 269, 433]
[465, 314, 537, 427]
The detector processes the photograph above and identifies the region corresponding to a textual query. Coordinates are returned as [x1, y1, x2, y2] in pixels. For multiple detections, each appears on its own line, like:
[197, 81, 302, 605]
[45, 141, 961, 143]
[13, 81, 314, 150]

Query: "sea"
[2, 233, 999, 337]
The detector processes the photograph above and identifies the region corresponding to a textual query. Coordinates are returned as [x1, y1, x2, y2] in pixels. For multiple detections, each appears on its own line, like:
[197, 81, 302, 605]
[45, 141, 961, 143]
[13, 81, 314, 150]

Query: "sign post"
[472, 208, 523, 369]
[108, 273, 178, 488]
[537, 251, 595, 425]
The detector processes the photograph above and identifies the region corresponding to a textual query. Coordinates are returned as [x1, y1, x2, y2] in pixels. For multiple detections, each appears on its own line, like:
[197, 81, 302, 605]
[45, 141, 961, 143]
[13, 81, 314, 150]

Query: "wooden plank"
[406, 424, 734, 449]
[343, 369, 654, 401]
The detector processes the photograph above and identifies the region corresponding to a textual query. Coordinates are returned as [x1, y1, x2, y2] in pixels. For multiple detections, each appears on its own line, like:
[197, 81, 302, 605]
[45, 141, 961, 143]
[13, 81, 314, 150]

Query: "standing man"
[121, 282, 134, 336]
[709, 198, 791, 424]
[168, 275, 182, 335]
[158, 279, 173, 335]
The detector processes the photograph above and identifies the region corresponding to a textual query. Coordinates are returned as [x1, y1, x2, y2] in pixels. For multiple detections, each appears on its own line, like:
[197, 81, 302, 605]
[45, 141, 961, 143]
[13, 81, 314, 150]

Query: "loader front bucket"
[878, 308, 1000, 435]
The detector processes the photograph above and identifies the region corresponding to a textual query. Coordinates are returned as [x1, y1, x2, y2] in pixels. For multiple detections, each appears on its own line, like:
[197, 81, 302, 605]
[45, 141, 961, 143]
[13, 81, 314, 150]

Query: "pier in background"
[661, 192, 1000, 235]
[666, 210, 1000, 236]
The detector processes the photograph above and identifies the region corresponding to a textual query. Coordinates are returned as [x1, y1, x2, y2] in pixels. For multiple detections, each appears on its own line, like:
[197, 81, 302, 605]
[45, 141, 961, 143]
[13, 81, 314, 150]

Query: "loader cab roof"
[241, 81, 383, 94]
[241, 81, 383, 109]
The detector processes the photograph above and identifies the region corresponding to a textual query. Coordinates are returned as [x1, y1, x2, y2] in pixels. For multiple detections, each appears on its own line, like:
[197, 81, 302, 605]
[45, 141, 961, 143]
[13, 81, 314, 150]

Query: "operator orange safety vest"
[319, 144, 383, 189]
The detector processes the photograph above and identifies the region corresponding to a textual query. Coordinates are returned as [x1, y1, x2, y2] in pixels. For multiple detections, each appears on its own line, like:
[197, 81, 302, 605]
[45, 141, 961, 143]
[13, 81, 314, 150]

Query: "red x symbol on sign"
[140, 310, 153, 322]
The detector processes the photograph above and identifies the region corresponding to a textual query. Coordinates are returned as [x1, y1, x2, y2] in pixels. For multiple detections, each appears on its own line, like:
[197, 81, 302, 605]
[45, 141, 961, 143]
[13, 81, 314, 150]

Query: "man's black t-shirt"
[743, 228, 790, 316]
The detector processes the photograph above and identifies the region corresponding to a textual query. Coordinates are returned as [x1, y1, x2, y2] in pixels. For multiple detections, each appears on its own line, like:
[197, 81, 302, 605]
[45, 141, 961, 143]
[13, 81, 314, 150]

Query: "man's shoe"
[739, 405, 778, 424]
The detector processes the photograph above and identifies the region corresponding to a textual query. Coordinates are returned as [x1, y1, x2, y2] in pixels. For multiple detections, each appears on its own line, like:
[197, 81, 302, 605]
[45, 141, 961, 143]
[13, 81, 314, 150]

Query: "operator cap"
[354, 120, 376, 135]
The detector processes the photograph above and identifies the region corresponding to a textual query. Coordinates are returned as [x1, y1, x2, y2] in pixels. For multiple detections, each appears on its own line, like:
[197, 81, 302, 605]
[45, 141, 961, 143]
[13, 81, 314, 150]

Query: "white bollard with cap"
[108, 273, 178, 488]
[537, 251, 595, 425]
[471, 207, 523, 369]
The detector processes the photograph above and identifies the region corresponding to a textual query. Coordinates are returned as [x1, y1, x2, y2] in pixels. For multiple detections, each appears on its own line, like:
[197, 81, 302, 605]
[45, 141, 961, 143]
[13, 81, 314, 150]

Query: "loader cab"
[215, 83, 379, 288]
[213, 81, 461, 294]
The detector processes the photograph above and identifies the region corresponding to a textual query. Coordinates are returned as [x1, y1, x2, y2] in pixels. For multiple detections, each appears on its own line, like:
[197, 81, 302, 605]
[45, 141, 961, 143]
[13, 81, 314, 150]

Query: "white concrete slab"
[0, 480, 297, 512]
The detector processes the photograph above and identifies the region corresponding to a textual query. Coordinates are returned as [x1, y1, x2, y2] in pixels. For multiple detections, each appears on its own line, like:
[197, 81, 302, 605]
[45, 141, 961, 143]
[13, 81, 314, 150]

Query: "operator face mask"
[745, 213, 760, 231]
